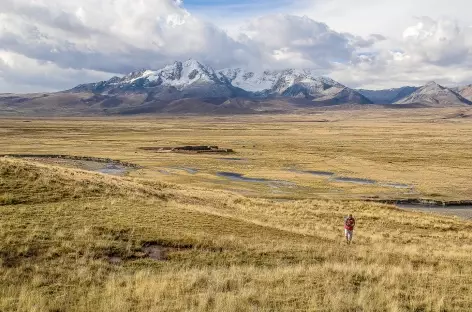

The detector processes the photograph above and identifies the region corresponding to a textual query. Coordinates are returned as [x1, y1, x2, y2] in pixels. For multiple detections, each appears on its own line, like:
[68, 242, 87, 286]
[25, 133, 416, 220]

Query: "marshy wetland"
[3, 109, 471, 216]
[1, 108, 472, 311]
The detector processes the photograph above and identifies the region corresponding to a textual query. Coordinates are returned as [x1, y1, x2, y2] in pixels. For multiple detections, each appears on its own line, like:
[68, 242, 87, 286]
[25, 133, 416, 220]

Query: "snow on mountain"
[72, 59, 248, 99]
[394, 82, 472, 106]
[218, 68, 341, 94]
[217, 68, 371, 103]
[70, 60, 371, 104]
[218, 68, 277, 92]
[357, 87, 418, 104]
[108, 59, 222, 89]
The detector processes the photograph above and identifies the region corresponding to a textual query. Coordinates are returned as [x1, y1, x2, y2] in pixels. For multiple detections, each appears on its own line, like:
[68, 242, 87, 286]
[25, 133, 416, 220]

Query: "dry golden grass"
[1, 109, 472, 311]
[1, 156, 472, 311]
[2, 108, 472, 201]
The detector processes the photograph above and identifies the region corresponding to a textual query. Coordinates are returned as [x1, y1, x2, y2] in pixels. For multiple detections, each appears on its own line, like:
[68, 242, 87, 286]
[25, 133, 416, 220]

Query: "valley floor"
[2, 107, 472, 202]
[1, 108, 472, 311]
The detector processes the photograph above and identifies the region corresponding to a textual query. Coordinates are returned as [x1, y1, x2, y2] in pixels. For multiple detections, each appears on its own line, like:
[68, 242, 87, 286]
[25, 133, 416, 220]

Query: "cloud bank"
[0, 0, 471, 92]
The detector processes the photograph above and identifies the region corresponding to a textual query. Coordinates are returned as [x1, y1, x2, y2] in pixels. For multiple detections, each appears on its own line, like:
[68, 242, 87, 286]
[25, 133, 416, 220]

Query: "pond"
[95, 163, 129, 176]
[3, 154, 136, 176]
[396, 203, 472, 220]
[287, 168, 413, 190]
[216, 172, 298, 190]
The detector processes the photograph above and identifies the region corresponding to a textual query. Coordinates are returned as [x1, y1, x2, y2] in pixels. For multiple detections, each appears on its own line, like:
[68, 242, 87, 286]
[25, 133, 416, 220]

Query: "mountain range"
[70, 59, 372, 105]
[1, 59, 472, 116]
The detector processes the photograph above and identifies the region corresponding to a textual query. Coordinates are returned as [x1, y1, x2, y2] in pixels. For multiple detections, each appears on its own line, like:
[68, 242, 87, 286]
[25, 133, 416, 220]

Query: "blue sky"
[185, 0, 296, 11]
[184, 0, 305, 20]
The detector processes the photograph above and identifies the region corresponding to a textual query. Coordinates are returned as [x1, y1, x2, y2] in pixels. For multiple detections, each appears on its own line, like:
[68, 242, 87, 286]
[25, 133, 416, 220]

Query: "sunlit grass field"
[1, 107, 472, 311]
[2, 108, 472, 201]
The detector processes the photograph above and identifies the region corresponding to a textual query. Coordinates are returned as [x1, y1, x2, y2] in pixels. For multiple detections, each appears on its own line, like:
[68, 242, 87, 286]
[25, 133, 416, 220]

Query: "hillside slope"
[357, 86, 418, 104]
[454, 84, 472, 101]
[395, 82, 472, 106]
[1, 157, 471, 311]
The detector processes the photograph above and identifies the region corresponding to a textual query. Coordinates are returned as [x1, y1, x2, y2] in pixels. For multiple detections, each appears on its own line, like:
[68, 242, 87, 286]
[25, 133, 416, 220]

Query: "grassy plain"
[2, 107, 472, 201]
[1, 107, 472, 311]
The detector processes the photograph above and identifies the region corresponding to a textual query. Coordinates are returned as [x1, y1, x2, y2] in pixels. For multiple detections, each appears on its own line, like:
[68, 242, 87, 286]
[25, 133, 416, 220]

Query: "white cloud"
[0, 0, 253, 73]
[0, 0, 471, 92]
[299, 0, 472, 38]
[239, 14, 370, 71]
[0, 1, 371, 91]
[0, 50, 113, 93]
[329, 17, 472, 89]
[290, 0, 472, 88]
[402, 17, 471, 65]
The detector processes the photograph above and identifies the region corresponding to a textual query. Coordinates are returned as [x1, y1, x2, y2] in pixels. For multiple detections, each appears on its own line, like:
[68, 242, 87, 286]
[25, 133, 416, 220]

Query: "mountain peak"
[68, 60, 371, 105]
[421, 81, 447, 92]
[423, 81, 445, 90]
[394, 81, 472, 106]
[181, 59, 207, 70]
[182, 58, 200, 65]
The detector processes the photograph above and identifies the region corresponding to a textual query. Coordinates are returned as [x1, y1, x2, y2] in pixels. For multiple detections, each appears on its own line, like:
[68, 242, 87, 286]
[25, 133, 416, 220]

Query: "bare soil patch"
[143, 245, 169, 261]
[107, 242, 195, 264]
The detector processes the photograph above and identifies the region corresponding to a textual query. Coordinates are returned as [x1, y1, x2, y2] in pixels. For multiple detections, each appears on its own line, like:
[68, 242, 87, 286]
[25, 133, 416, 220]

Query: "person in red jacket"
[344, 214, 356, 244]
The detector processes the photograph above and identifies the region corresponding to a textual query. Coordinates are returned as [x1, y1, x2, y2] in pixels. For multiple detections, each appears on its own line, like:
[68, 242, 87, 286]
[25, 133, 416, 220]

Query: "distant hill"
[453, 85, 472, 101]
[357, 87, 418, 104]
[394, 82, 472, 107]
[358, 82, 472, 107]
[2, 59, 472, 116]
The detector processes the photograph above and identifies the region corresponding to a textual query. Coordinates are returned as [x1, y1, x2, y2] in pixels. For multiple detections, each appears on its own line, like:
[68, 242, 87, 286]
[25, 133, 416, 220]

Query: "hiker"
[344, 214, 356, 244]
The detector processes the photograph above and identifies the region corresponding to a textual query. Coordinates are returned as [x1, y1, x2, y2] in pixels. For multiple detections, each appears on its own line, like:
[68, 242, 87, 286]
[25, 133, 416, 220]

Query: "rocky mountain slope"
[357, 87, 418, 104]
[72, 59, 249, 101]
[394, 82, 472, 106]
[218, 68, 372, 104]
[453, 85, 472, 101]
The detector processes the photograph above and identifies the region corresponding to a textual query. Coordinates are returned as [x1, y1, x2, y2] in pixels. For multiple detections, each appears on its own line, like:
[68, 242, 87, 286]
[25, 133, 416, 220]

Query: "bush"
[0, 193, 20, 205]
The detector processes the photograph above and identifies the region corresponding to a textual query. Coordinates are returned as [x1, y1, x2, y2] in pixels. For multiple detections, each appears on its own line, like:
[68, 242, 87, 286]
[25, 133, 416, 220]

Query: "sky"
[0, 0, 471, 93]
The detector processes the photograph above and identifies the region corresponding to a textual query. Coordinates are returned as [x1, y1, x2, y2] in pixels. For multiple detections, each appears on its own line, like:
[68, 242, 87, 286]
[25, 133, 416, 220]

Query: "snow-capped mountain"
[357, 87, 418, 104]
[217, 68, 371, 103]
[4, 74, 472, 116]
[394, 82, 472, 106]
[72, 59, 248, 100]
[70, 60, 371, 104]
